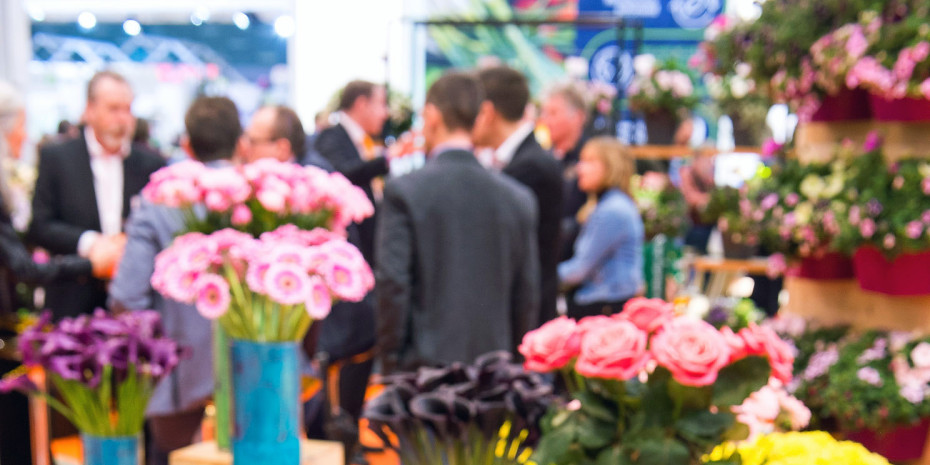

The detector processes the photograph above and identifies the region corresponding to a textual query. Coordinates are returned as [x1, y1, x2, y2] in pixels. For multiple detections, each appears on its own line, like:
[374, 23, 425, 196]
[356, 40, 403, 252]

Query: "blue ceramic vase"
[230, 339, 300, 465]
[82, 434, 139, 465]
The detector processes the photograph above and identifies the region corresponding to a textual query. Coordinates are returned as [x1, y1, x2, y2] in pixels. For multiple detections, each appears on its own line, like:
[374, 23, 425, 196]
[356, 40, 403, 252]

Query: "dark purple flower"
[866, 199, 884, 216]
[0, 371, 38, 394]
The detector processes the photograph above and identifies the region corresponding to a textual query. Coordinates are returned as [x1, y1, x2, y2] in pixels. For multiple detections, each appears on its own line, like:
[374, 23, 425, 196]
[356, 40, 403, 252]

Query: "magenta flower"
[863, 131, 883, 152]
[907, 221, 924, 240]
[761, 139, 784, 158]
[194, 274, 231, 319]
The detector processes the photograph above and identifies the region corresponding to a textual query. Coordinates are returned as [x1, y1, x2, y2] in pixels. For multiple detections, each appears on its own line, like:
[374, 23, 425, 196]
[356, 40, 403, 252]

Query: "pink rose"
[576, 315, 616, 337]
[720, 326, 748, 362]
[650, 318, 731, 386]
[616, 297, 675, 333]
[739, 323, 796, 384]
[519, 317, 581, 372]
[575, 320, 650, 381]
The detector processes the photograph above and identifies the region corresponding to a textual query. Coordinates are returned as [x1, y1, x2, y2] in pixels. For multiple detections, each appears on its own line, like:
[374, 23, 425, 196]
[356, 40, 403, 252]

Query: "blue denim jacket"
[558, 188, 643, 305]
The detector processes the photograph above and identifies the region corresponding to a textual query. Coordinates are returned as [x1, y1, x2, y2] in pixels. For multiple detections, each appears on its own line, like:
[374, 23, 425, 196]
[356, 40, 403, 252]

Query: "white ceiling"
[24, 0, 294, 23]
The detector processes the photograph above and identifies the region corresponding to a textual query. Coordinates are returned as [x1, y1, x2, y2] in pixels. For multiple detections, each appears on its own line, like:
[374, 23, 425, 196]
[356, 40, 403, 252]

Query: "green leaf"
[676, 410, 735, 446]
[576, 390, 619, 423]
[628, 438, 690, 465]
[595, 445, 631, 465]
[576, 414, 616, 450]
[713, 356, 771, 406]
[667, 381, 713, 410]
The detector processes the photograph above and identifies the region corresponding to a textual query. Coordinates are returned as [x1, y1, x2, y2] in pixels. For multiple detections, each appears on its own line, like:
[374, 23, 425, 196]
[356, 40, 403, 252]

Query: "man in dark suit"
[28, 71, 165, 318]
[474, 66, 563, 325]
[376, 71, 540, 374]
[315, 80, 390, 265]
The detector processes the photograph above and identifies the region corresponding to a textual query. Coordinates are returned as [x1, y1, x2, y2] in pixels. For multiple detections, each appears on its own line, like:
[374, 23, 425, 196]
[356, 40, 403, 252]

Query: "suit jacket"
[315, 124, 388, 265]
[108, 199, 213, 416]
[502, 133, 563, 325]
[0, 198, 91, 314]
[27, 133, 165, 319]
[375, 149, 540, 373]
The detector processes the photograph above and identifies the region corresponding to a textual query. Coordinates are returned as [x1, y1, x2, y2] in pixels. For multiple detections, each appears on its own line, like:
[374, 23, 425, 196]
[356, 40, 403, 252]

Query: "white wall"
[0, 0, 32, 89]
[292, 0, 412, 131]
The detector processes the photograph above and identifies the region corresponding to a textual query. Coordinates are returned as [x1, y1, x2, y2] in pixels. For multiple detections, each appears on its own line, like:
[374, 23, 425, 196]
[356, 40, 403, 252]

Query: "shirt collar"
[429, 140, 473, 159]
[494, 121, 536, 169]
[336, 111, 367, 146]
[85, 126, 130, 160]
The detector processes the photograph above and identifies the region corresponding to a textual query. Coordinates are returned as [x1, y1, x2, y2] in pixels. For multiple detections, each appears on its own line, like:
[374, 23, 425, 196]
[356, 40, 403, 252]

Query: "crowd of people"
[0, 66, 650, 464]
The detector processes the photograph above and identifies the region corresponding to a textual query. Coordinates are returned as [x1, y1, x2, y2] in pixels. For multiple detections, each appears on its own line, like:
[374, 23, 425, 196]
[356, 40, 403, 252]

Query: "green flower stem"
[560, 369, 578, 394]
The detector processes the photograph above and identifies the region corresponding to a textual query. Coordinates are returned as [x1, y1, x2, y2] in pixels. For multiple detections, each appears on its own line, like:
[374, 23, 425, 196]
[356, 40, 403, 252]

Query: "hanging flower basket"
[869, 95, 930, 122]
[844, 418, 930, 462]
[810, 89, 872, 122]
[795, 252, 854, 280]
[852, 247, 930, 295]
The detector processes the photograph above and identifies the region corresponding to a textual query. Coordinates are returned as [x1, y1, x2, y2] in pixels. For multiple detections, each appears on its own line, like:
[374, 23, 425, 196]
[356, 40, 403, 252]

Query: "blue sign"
[578, 0, 724, 30]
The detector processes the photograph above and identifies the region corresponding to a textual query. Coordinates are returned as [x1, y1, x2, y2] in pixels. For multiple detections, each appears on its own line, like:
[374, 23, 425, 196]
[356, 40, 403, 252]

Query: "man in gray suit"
[109, 96, 242, 465]
[375, 71, 540, 374]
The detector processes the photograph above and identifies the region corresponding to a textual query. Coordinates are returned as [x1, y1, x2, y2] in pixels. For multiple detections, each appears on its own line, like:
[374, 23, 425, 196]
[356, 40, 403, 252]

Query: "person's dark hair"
[338, 80, 376, 112]
[268, 106, 306, 157]
[425, 71, 484, 132]
[57, 120, 74, 135]
[133, 118, 150, 145]
[86, 70, 131, 103]
[184, 96, 242, 162]
[477, 66, 529, 122]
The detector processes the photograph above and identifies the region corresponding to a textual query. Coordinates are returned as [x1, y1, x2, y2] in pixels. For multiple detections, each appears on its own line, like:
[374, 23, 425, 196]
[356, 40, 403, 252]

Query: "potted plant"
[519, 297, 795, 465]
[703, 186, 763, 259]
[626, 55, 699, 145]
[0, 310, 183, 465]
[363, 351, 553, 465]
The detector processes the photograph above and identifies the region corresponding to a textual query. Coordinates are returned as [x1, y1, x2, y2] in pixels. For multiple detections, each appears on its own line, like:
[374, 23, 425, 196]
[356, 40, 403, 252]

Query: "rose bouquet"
[520, 297, 794, 465]
[151, 225, 373, 342]
[142, 158, 373, 237]
[0, 310, 182, 436]
[705, 431, 891, 465]
[363, 351, 552, 465]
[626, 54, 699, 117]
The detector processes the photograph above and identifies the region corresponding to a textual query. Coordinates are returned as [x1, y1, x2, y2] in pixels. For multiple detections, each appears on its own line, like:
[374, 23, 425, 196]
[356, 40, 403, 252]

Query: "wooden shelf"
[795, 120, 930, 163]
[628, 145, 762, 160]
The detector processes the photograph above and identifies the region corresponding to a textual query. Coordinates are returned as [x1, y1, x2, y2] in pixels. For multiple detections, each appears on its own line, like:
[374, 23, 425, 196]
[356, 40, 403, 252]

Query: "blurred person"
[241, 105, 304, 164]
[109, 96, 242, 465]
[301, 110, 334, 170]
[559, 136, 644, 319]
[28, 70, 165, 319]
[315, 80, 391, 265]
[376, 71, 539, 373]
[679, 150, 716, 254]
[473, 66, 562, 325]
[540, 84, 590, 262]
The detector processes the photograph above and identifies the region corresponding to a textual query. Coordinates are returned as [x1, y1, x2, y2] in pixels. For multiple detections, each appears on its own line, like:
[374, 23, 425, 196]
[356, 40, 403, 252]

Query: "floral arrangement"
[731, 379, 811, 441]
[626, 54, 699, 117]
[0, 310, 182, 436]
[705, 431, 891, 465]
[693, 297, 766, 332]
[363, 351, 552, 465]
[702, 65, 771, 146]
[150, 225, 374, 342]
[771, 315, 930, 433]
[520, 297, 794, 465]
[632, 172, 689, 240]
[832, 135, 930, 258]
[703, 185, 765, 250]
[142, 158, 373, 237]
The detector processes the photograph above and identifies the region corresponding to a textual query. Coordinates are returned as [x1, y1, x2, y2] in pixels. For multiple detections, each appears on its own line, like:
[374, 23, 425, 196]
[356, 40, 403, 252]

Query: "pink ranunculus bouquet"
[524, 297, 796, 465]
[142, 158, 374, 237]
[151, 225, 373, 342]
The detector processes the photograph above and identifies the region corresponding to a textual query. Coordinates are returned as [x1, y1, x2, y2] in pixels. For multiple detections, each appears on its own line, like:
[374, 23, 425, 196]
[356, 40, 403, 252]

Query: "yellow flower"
[800, 175, 826, 200]
[794, 202, 814, 225]
[823, 174, 844, 198]
[706, 432, 891, 465]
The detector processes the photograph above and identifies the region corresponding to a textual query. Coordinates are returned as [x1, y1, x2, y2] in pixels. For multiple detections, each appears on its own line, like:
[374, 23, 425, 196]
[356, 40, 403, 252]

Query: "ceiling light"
[123, 19, 142, 36]
[274, 15, 295, 38]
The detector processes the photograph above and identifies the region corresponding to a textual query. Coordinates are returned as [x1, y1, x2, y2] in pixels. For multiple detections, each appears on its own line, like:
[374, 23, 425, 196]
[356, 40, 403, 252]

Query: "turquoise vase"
[82, 434, 139, 465]
[230, 339, 300, 465]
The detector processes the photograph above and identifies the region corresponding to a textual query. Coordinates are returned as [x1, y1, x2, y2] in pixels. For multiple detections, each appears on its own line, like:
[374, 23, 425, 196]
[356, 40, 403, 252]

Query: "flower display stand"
[794, 120, 930, 163]
[168, 439, 343, 465]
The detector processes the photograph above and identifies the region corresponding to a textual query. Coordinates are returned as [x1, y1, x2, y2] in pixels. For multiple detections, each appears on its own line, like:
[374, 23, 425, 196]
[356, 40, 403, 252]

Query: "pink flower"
[194, 274, 231, 319]
[857, 367, 883, 386]
[761, 139, 784, 158]
[922, 178, 930, 195]
[907, 221, 924, 240]
[860, 218, 876, 238]
[766, 253, 787, 279]
[305, 276, 332, 319]
[519, 316, 582, 372]
[163, 266, 200, 303]
[263, 262, 310, 305]
[231, 204, 252, 226]
[245, 262, 271, 294]
[922, 78, 930, 100]
[893, 176, 905, 190]
[739, 324, 796, 384]
[849, 205, 861, 226]
[884, 233, 896, 250]
[650, 318, 731, 387]
[575, 319, 650, 380]
[32, 249, 50, 264]
[321, 261, 369, 302]
[845, 27, 868, 58]
[576, 315, 616, 337]
[616, 297, 675, 333]
[863, 131, 883, 152]
[720, 326, 748, 362]
[785, 193, 799, 207]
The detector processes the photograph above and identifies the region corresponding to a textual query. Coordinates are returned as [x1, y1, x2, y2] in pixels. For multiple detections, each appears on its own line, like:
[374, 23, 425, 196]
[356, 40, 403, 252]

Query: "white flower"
[823, 175, 844, 198]
[794, 202, 814, 225]
[730, 76, 751, 99]
[736, 62, 752, 79]
[655, 70, 674, 91]
[633, 54, 657, 77]
[912, 342, 930, 369]
[685, 295, 711, 319]
[799, 175, 826, 200]
[670, 72, 693, 98]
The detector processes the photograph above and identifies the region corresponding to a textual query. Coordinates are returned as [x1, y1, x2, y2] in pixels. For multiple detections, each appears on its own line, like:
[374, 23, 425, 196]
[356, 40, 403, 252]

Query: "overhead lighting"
[77, 11, 97, 30]
[27, 5, 46, 22]
[190, 14, 203, 26]
[123, 19, 142, 36]
[274, 15, 295, 38]
[233, 12, 251, 30]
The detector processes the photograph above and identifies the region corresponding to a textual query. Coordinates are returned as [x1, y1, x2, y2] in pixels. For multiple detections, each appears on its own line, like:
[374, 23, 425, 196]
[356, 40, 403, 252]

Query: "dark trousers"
[567, 297, 631, 319]
[146, 407, 205, 465]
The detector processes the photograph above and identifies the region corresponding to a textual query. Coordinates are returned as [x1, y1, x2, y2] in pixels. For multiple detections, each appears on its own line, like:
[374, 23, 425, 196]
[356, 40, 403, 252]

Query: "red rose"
[576, 319, 650, 381]
[519, 316, 581, 372]
[616, 297, 675, 333]
[651, 317, 731, 387]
